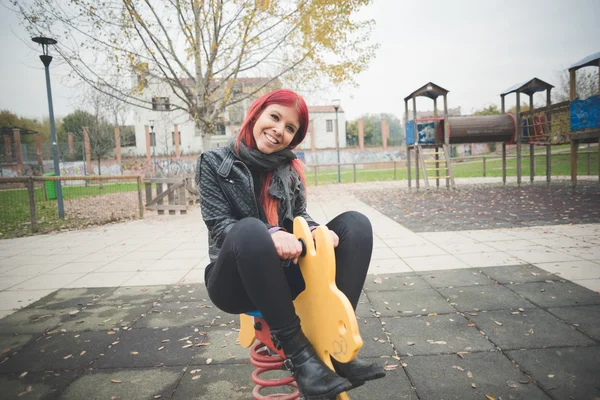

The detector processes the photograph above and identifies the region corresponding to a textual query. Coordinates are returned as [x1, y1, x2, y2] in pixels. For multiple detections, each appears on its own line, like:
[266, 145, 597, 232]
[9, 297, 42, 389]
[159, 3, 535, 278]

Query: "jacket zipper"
[234, 160, 261, 219]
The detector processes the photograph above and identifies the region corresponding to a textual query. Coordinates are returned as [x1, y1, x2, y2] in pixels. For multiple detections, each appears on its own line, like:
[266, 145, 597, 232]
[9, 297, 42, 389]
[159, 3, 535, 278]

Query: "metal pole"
[335, 108, 340, 183]
[41, 55, 65, 218]
[151, 126, 156, 175]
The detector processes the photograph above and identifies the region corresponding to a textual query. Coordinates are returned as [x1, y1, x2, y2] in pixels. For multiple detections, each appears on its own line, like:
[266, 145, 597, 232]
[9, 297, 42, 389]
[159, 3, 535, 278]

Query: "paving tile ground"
[1, 179, 599, 399]
[1, 266, 598, 399]
[358, 182, 600, 232]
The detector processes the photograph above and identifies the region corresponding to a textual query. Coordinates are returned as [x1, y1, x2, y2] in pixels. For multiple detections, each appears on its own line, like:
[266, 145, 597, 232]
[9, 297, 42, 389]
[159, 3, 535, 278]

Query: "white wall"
[299, 111, 347, 150]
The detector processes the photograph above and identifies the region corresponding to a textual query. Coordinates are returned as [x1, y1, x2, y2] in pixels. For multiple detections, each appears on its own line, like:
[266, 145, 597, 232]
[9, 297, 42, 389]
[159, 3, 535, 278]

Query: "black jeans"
[205, 211, 373, 332]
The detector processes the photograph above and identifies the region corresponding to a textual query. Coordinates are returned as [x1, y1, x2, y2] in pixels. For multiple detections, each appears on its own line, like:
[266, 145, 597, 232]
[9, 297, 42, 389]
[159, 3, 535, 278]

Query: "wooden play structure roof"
[404, 82, 449, 101]
[500, 78, 554, 97]
[568, 51, 600, 72]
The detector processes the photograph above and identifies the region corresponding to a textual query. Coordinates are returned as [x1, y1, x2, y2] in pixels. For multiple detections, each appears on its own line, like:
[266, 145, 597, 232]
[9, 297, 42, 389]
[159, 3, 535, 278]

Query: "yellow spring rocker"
[238, 216, 363, 400]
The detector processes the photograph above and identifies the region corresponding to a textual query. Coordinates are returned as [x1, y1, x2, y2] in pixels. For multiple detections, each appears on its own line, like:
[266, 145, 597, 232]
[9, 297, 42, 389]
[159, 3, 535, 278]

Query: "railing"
[0, 175, 144, 239]
[305, 149, 599, 185]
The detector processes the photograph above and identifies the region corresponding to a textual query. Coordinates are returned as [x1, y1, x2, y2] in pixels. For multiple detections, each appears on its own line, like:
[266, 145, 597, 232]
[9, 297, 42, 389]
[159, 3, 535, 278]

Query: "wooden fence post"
[156, 183, 165, 215]
[137, 176, 144, 219]
[27, 177, 38, 233]
[483, 157, 486, 177]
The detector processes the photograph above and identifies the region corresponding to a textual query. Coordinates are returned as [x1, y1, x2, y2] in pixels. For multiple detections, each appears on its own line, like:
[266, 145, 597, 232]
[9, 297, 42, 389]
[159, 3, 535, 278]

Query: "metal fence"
[305, 150, 599, 185]
[0, 175, 143, 239]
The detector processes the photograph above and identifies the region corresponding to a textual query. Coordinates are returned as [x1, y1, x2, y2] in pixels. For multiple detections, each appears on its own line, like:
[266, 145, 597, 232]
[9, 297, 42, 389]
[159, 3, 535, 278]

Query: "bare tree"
[554, 68, 600, 102]
[9, 0, 377, 148]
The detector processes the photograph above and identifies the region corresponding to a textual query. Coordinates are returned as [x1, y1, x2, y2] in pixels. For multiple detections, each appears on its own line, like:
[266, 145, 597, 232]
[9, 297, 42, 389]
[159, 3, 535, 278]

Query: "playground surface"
[0, 178, 599, 399]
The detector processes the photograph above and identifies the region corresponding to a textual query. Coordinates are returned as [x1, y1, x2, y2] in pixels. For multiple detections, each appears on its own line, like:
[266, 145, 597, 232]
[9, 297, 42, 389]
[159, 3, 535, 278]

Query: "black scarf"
[230, 140, 302, 223]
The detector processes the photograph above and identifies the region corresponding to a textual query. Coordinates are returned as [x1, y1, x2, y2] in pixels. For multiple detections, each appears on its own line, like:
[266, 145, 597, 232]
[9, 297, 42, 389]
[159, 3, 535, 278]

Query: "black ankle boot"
[273, 330, 352, 400]
[331, 357, 386, 388]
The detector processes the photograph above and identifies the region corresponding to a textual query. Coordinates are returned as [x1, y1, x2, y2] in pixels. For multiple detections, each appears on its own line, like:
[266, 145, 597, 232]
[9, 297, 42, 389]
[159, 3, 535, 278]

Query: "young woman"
[196, 89, 384, 400]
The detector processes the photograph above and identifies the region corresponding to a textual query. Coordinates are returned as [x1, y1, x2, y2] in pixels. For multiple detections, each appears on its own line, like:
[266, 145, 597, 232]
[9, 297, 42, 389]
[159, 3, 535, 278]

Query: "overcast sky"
[1, 0, 599, 122]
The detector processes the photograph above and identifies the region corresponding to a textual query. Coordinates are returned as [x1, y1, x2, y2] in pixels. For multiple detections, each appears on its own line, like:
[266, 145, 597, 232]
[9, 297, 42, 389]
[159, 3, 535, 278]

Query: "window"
[214, 124, 226, 136]
[120, 126, 136, 147]
[326, 119, 333, 132]
[152, 97, 171, 111]
[171, 131, 181, 146]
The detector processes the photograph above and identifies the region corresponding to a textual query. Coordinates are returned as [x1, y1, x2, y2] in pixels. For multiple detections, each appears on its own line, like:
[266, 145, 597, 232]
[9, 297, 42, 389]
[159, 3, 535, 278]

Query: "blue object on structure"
[406, 120, 415, 145]
[570, 95, 600, 131]
[295, 151, 305, 162]
[246, 310, 263, 317]
[406, 120, 436, 145]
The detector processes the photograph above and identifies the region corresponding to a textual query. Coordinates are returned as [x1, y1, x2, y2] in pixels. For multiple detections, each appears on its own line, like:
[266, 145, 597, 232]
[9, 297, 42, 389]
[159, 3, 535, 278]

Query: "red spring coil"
[250, 342, 299, 400]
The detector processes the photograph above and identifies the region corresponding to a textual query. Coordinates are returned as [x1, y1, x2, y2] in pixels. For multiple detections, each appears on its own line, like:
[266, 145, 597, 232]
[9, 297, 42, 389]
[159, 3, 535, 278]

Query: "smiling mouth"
[265, 133, 279, 145]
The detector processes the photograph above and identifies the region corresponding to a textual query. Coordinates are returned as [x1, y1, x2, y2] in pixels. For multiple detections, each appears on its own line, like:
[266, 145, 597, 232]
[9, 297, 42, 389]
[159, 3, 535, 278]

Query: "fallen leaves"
[206, 358, 213, 365]
[426, 340, 447, 345]
[494, 321, 503, 326]
[63, 354, 72, 360]
[373, 277, 382, 284]
[17, 386, 33, 397]
[111, 379, 122, 383]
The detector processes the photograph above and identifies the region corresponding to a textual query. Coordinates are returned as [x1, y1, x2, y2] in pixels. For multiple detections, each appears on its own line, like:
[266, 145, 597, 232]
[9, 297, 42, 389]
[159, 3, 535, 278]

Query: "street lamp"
[149, 120, 156, 174]
[332, 99, 341, 183]
[32, 36, 64, 218]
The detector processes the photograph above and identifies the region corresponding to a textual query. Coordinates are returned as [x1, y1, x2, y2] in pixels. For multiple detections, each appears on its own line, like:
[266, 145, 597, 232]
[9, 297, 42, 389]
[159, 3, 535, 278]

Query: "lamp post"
[32, 36, 64, 218]
[332, 99, 341, 183]
[149, 120, 156, 174]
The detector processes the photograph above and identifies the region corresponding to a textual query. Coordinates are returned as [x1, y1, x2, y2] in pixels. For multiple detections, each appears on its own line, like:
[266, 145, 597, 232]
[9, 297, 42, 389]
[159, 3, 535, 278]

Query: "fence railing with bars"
[0, 175, 144, 239]
[305, 150, 599, 185]
[1, 150, 597, 239]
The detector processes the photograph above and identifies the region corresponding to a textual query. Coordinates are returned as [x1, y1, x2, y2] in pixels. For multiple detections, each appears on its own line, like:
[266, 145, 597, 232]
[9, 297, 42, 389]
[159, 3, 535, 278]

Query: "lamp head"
[32, 36, 57, 56]
[149, 120, 155, 130]
[332, 99, 340, 111]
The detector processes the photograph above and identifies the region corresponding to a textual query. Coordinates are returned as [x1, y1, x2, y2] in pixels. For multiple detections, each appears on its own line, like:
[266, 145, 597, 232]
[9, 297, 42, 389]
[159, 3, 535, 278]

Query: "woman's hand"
[271, 231, 303, 264]
[312, 228, 339, 248]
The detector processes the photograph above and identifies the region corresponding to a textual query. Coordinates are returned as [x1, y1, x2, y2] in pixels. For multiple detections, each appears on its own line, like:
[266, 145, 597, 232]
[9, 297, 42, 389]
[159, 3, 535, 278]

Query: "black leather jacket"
[196, 146, 318, 263]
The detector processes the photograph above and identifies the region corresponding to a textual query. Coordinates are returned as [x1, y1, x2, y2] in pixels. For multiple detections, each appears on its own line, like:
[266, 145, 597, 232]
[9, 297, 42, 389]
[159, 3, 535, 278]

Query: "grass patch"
[0, 181, 139, 239]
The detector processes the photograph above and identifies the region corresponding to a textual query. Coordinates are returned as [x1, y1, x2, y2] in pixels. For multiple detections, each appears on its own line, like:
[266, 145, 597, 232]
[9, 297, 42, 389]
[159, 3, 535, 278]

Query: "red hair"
[234, 89, 308, 226]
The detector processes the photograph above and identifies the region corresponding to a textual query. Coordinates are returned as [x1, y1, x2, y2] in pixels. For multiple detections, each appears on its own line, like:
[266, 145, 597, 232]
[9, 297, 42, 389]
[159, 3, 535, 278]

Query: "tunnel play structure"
[404, 51, 600, 188]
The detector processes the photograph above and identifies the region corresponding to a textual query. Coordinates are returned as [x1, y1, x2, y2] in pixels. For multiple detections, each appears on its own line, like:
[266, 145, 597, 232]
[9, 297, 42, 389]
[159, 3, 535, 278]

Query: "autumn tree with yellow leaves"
[9, 0, 377, 145]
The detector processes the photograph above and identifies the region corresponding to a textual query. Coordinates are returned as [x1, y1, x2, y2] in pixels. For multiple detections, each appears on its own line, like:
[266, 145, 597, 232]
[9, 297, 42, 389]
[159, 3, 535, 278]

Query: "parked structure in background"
[131, 76, 282, 156]
[297, 106, 347, 152]
[404, 51, 600, 188]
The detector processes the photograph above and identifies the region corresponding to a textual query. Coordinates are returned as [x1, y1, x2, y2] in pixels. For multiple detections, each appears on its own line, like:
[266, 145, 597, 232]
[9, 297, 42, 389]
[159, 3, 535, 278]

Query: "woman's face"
[252, 104, 300, 154]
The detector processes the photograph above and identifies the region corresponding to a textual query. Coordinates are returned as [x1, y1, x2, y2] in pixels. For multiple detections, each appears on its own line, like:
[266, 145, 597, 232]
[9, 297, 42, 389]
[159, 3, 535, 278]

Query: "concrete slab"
[0, 370, 79, 400]
[546, 305, 600, 340]
[346, 365, 415, 400]
[57, 303, 153, 332]
[367, 289, 456, 317]
[0, 308, 66, 334]
[28, 287, 116, 309]
[171, 364, 255, 400]
[439, 285, 537, 312]
[0, 333, 35, 358]
[469, 309, 597, 350]
[191, 327, 249, 365]
[382, 314, 496, 356]
[100, 285, 169, 305]
[418, 268, 498, 288]
[354, 317, 396, 358]
[134, 301, 217, 329]
[161, 283, 209, 302]
[405, 351, 551, 400]
[95, 326, 206, 369]
[481, 264, 563, 284]
[507, 347, 600, 400]
[0, 330, 114, 373]
[58, 367, 183, 400]
[363, 273, 430, 292]
[507, 280, 600, 308]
